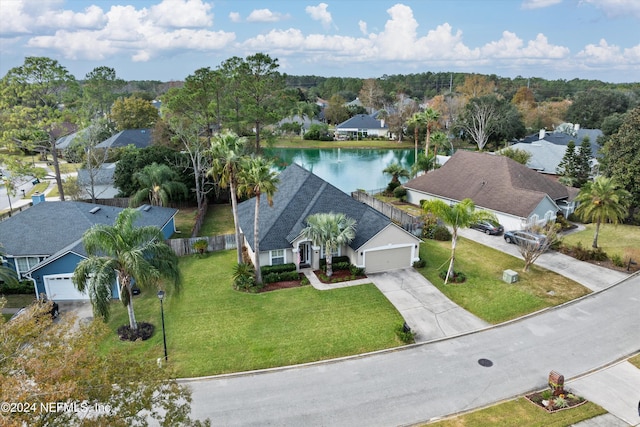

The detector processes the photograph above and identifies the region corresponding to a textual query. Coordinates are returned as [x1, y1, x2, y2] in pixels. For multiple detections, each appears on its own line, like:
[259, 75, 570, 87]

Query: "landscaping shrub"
[610, 253, 625, 267]
[439, 270, 466, 283]
[232, 263, 258, 292]
[349, 265, 365, 276]
[320, 256, 350, 268]
[261, 263, 297, 275]
[385, 181, 401, 195]
[392, 185, 407, 201]
[432, 225, 452, 241]
[332, 261, 351, 271]
[413, 258, 426, 268]
[395, 323, 415, 344]
[0, 280, 33, 294]
[262, 271, 301, 284]
[563, 242, 609, 262]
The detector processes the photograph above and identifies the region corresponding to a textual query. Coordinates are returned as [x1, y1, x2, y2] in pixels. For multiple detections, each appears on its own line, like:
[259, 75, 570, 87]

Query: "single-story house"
[335, 114, 390, 140]
[237, 163, 421, 274]
[96, 128, 153, 150]
[0, 198, 177, 301]
[403, 151, 578, 231]
[515, 124, 603, 158]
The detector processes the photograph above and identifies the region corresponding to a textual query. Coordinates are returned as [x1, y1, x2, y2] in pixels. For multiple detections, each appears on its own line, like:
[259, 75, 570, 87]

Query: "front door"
[298, 242, 311, 268]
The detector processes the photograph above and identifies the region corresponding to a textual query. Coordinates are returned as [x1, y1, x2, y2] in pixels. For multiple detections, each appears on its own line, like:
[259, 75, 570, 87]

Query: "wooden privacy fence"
[351, 191, 421, 227]
[167, 233, 239, 257]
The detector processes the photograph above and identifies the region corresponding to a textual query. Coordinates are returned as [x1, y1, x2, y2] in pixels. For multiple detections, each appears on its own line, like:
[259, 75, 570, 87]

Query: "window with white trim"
[15, 257, 41, 276]
[320, 246, 341, 259]
[270, 249, 285, 265]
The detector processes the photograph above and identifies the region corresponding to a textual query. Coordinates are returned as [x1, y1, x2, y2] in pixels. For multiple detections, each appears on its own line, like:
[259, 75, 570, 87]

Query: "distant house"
[0, 200, 177, 301]
[335, 114, 389, 140]
[96, 128, 153, 150]
[515, 124, 603, 158]
[77, 163, 119, 199]
[237, 163, 421, 274]
[403, 151, 578, 231]
[500, 140, 568, 178]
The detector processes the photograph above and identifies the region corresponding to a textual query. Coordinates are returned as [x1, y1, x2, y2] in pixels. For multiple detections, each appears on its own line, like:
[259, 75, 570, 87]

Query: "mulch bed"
[314, 269, 367, 284]
[525, 389, 588, 413]
[259, 273, 307, 292]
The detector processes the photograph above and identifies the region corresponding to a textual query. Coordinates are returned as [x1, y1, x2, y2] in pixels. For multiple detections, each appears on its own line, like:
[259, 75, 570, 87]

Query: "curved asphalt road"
[185, 270, 640, 426]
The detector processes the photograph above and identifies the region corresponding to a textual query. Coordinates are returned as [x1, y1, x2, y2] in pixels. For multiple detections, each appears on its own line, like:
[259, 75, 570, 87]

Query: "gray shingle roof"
[77, 163, 117, 186]
[336, 114, 387, 130]
[96, 129, 153, 149]
[237, 163, 392, 252]
[503, 140, 568, 174]
[403, 151, 572, 218]
[0, 201, 176, 258]
[517, 128, 603, 157]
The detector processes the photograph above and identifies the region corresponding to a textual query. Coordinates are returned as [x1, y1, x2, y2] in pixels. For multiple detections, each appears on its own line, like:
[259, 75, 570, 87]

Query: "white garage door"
[364, 246, 412, 274]
[44, 275, 89, 300]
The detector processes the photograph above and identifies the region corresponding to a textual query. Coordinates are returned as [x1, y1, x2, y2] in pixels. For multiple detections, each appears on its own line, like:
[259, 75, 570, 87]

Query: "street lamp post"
[157, 290, 168, 362]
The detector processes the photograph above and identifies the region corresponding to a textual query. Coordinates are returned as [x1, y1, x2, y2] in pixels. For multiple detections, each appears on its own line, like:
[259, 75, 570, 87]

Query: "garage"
[363, 246, 413, 274]
[44, 275, 89, 301]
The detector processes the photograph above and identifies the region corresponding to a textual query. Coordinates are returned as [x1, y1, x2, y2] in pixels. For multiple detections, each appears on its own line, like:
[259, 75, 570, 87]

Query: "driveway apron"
[367, 269, 489, 342]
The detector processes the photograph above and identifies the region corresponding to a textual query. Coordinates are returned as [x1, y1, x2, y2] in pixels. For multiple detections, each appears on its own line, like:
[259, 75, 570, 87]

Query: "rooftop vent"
[89, 207, 101, 214]
[141, 204, 152, 212]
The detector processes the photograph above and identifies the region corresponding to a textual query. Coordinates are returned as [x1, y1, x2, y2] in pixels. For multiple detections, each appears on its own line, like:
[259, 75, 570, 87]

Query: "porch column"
[292, 248, 300, 272]
[311, 245, 321, 271]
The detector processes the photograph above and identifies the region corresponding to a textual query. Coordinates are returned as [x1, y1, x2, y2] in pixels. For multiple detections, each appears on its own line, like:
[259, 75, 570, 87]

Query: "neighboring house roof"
[96, 128, 153, 149]
[403, 151, 574, 218]
[336, 114, 388, 130]
[0, 201, 177, 259]
[77, 163, 117, 186]
[516, 126, 603, 158]
[237, 163, 394, 252]
[55, 129, 87, 150]
[503, 140, 568, 175]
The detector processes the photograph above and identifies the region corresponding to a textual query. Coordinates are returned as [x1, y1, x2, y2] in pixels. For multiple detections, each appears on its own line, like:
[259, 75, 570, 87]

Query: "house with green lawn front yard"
[0, 198, 177, 301]
[238, 163, 421, 273]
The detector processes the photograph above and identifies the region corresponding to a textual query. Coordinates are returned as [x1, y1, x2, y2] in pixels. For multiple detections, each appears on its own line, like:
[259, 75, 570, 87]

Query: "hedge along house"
[0, 199, 177, 301]
[403, 151, 578, 232]
[237, 163, 421, 274]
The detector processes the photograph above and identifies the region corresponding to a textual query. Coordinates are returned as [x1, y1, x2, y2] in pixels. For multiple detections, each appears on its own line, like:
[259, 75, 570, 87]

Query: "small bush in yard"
[393, 186, 407, 201]
[233, 263, 258, 292]
[413, 258, 426, 268]
[395, 323, 415, 344]
[118, 322, 154, 341]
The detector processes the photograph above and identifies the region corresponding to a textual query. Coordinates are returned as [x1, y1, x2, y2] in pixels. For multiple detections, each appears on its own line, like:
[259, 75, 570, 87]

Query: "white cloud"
[246, 8, 289, 23]
[0, 0, 32, 35]
[305, 3, 333, 29]
[149, 0, 213, 28]
[481, 31, 569, 59]
[576, 38, 625, 64]
[35, 5, 106, 29]
[521, 0, 562, 10]
[358, 20, 368, 35]
[580, 0, 640, 19]
[229, 12, 241, 23]
[23, 1, 235, 63]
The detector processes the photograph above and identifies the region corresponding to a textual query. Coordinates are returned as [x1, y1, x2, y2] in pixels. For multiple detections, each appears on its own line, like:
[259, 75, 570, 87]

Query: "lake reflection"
[265, 148, 415, 194]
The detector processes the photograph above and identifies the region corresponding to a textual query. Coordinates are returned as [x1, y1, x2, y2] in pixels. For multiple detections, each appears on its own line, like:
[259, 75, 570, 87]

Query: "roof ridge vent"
[89, 206, 101, 214]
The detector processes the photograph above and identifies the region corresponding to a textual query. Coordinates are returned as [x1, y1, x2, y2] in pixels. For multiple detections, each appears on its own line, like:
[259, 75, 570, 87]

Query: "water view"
[265, 148, 415, 194]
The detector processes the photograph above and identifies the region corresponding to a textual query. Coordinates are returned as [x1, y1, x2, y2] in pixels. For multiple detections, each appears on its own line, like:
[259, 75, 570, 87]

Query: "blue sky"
[1, 0, 638, 83]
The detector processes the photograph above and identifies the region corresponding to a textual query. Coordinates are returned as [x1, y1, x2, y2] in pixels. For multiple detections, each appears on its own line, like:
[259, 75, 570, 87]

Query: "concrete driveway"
[367, 269, 489, 342]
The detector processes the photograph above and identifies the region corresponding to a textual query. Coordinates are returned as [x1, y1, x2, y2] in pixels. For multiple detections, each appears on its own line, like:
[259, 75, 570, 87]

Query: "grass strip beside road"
[425, 397, 606, 427]
[102, 250, 406, 378]
[416, 238, 591, 324]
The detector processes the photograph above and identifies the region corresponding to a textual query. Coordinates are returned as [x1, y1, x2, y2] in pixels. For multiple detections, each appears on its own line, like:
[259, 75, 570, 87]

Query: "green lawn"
[103, 250, 406, 377]
[1, 294, 37, 308]
[426, 397, 606, 427]
[198, 203, 235, 236]
[560, 223, 640, 262]
[415, 239, 592, 324]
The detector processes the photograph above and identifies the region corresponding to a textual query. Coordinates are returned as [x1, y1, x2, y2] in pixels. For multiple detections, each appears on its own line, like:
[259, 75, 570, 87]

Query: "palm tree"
[301, 212, 357, 277]
[130, 163, 188, 207]
[383, 162, 410, 185]
[237, 156, 279, 285]
[407, 112, 425, 165]
[430, 131, 448, 158]
[72, 208, 181, 330]
[411, 152, 437, 177]
[208, 132, 249, 264]
[574, 176, 631, 248]
[421, 198, 496, 284]
[422, 107, 440, 155]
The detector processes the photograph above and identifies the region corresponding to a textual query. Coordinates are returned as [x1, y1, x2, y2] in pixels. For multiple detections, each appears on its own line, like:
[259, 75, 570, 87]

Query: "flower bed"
[314, 269, 367, 284]
[525, 389, 588, 412]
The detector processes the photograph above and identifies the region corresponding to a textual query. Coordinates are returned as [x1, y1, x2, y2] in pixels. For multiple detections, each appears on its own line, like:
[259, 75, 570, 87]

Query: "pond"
[265, 148, 416, 194]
